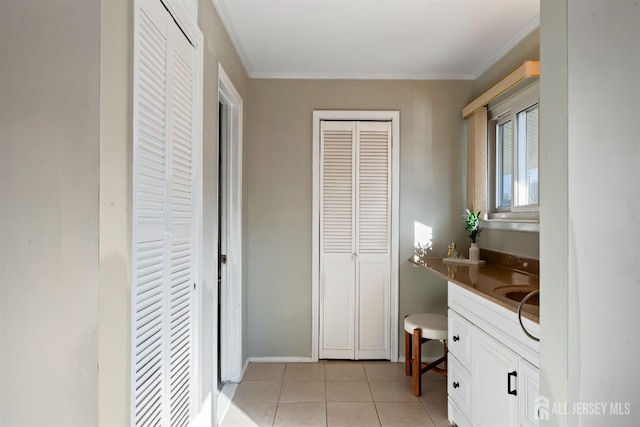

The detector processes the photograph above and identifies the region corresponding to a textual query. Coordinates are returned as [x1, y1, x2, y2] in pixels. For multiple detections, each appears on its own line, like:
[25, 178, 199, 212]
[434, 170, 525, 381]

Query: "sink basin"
[493, 285, 539, 307]
[505, 291, 539, 306]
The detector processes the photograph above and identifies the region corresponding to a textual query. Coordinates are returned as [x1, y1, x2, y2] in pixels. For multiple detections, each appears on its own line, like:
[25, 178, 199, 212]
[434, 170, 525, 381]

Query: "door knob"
[351, 253, 357, 260]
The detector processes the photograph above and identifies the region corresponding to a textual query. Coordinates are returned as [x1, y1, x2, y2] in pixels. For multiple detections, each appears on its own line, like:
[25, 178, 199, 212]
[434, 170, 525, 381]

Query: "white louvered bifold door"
[133, 1, 197, 425]
[319, 121, 391, 360]
[355, 121, 391, 359]
[167, 20, 195, 427]
[319, 121, 356, 359]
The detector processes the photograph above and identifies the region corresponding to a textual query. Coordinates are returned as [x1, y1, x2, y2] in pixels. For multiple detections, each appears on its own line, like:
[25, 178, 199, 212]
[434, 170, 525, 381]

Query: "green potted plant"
[463, 209, 482, 261]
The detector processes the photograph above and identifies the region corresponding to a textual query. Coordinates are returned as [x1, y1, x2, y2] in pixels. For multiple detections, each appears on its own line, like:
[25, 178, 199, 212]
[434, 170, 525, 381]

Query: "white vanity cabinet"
[473, 327, 519, 426]
[447, 282, 540, 427]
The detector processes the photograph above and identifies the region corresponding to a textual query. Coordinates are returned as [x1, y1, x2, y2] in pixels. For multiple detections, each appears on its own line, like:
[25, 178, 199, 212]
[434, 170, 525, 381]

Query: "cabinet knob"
[453, 381, 460, 389]
[452, 335, 460, 342]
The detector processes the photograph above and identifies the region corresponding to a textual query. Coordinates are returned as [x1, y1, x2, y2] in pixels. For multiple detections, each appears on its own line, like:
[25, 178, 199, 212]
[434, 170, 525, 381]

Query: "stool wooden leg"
[412, 328, 422, 397]
[405, 330, 412, 376]
[444, 342, 448, 374]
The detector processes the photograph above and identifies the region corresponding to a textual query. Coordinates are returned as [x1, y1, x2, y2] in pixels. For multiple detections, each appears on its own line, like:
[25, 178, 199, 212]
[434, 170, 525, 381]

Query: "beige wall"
[246, 79, 474, 358]
[98, 0, 132, 425]
[471, 29, 540, 259]
[0, 0, 100, 425]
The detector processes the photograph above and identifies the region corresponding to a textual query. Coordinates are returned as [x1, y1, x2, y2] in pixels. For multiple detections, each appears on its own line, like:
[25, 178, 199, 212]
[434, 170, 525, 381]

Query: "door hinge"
[220, 254, 227, 264]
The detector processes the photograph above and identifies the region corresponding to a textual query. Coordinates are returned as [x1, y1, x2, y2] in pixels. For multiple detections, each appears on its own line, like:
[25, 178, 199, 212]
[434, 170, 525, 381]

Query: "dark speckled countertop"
[410, 255, 539, 323]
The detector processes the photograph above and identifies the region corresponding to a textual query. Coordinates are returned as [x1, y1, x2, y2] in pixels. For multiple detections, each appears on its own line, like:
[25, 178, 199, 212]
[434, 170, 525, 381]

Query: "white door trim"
[312, 110, 400, 362]
[217, 64, 244, 382]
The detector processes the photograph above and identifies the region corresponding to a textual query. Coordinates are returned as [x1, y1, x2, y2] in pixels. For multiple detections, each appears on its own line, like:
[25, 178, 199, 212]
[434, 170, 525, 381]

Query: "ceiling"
[211, 0, 540, 80]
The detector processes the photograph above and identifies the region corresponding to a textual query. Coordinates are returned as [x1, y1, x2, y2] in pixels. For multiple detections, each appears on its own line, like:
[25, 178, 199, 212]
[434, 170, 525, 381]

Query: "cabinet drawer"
[448, 309, 473, 368]
[448, 396, 472, 427]
[448, 354, 472, 420]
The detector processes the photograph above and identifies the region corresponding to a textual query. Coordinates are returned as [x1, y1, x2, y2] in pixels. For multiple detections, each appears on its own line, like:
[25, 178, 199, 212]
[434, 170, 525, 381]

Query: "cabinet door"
[473, 328, 519, 427]
[519, 359, 540, 427]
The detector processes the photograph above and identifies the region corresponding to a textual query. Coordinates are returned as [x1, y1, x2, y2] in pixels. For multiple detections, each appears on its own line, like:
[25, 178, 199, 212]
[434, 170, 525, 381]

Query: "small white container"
[469, 243, 480, 263]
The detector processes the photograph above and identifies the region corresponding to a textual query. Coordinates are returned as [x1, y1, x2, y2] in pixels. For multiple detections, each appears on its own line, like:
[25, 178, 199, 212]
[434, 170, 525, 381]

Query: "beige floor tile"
[364, 362, 408, 381]
[222, 362, 446, 427]
[279, 381, 325, 402]
[284, 363, 325, 382]
[326, 381, 372, 402]
[243, 363, 286, 381]
[418, 381, 447, 407]
[376, 401, 435, 427]
[369, 380, 419, 402]
[220, 402, 277, 427]
[424, 401, 450, 427]
[234, 381, 282, 403]
[273, 402, 327, 427]
[325, 362, 367, 381]
[422, 370, 447, 383]
[327, 402, 381, 427]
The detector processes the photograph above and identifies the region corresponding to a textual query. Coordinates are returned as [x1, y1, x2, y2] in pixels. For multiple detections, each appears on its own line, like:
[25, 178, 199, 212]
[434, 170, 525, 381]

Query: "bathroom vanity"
[411, 255, 540, 427]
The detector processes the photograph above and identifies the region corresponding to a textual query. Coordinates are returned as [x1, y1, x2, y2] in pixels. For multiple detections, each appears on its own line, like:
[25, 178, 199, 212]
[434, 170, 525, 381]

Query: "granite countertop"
[410, 255, 539, 323]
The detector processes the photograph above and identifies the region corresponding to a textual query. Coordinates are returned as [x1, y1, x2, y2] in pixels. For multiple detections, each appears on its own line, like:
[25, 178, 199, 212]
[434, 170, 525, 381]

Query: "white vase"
[469, 243, 480, 263]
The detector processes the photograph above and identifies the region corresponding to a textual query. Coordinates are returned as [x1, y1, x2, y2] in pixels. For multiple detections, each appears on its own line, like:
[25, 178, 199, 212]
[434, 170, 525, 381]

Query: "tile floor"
[220, 361, 450, 427]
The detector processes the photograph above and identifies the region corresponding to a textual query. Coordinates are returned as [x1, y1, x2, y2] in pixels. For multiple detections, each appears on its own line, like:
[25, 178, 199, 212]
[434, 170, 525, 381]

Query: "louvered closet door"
[133, 1, 197, 425]
[319, 121, 391, 360]
[167, 21, 196, 427]
[319, 121, 356, 359]
[355, 121, 391, 360]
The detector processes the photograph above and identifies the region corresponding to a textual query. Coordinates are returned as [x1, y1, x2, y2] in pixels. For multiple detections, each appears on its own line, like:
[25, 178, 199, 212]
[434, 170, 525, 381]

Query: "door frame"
[311, 110, 400, 362]
[217, 64, 243, 382]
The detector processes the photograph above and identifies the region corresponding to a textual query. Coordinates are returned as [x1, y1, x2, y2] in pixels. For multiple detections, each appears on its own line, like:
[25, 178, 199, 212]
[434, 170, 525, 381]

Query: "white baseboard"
[244, 356, 443, 366]
[240, 358, 250, 380]
[246, 356, 444, 364]
[398, 356, 441, 363]
[247, 356, 314, 363]
[216, 383, 238, 426]
[246, 356, 443, 364]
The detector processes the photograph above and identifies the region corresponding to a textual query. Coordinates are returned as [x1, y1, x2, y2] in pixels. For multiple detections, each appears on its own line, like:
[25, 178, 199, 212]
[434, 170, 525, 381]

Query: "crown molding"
[210, 0, 254, 76]
[472, 13, 540, 80]
[250, 71, 476, 80]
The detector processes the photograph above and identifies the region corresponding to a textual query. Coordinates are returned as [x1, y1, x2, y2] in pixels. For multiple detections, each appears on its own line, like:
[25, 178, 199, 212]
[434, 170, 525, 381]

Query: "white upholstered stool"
[404, 313, 448, 396]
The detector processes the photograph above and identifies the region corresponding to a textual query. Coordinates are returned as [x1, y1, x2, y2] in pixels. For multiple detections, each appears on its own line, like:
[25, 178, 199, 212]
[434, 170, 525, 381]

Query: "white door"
[319, 121, 391, 360]
[473, 328, 519, 427]
[132, 1, 199, 425]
